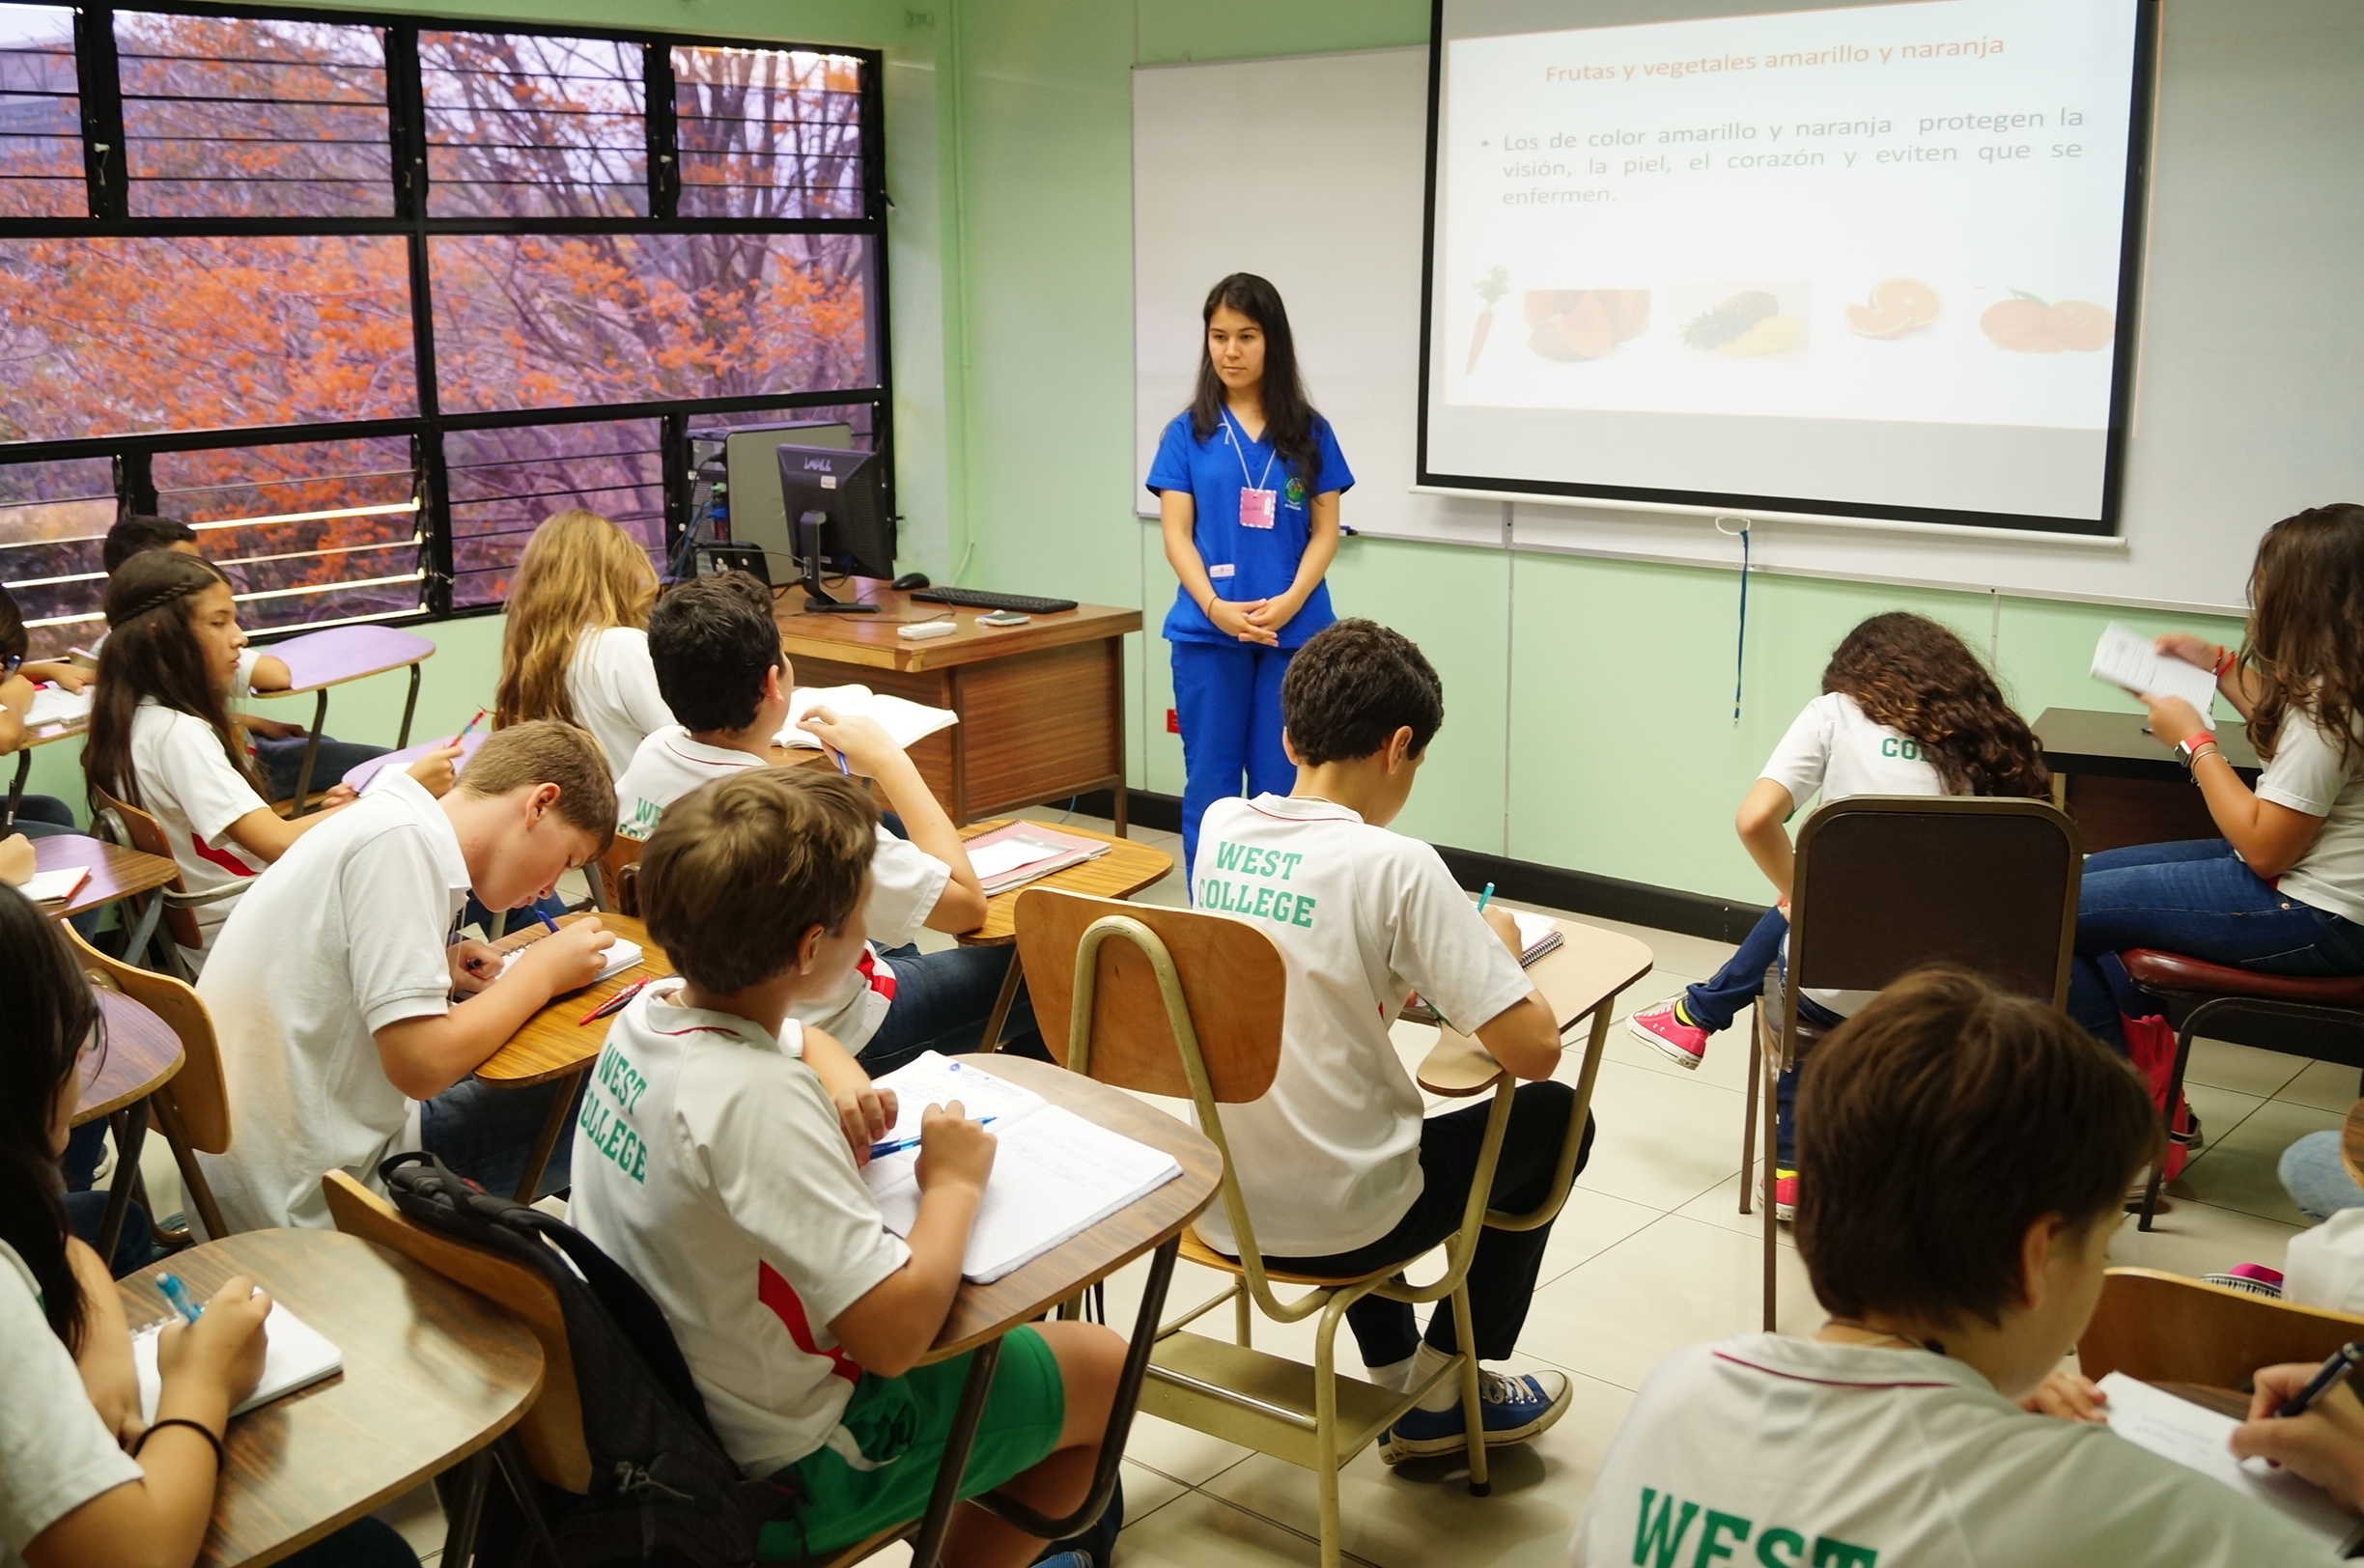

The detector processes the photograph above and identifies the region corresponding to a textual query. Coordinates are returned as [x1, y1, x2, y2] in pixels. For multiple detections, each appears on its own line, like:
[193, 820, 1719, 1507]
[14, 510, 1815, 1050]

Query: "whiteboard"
[1130, 4, 2364, 614]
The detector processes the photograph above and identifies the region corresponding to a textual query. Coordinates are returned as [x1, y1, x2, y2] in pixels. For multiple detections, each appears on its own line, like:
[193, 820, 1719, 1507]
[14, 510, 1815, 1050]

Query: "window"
[0, 7, 886, 634]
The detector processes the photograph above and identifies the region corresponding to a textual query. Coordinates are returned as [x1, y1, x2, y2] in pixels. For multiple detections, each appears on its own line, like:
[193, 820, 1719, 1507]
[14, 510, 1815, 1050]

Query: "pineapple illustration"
[1681, 291, 1779, 350]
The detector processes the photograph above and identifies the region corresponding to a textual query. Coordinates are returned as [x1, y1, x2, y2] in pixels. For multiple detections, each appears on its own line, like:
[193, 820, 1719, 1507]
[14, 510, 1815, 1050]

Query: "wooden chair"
[590, 835, 643, 917]
[1015, 888, 1525, 1568]
[1744, 796, 2081, 1328]
[62, 922, 231, 1241]
[2079, 1266, 2364, 1388]
[90, 787, 243, 980]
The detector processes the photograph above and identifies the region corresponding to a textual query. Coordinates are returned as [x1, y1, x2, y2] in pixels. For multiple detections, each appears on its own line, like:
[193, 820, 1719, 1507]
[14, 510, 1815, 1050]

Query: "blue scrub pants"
[1171, 640, 1296, 878]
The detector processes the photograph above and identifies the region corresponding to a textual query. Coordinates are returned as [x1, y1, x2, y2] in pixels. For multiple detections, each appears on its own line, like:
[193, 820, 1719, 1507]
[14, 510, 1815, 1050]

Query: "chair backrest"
[600, 836, 643, 917]
[1012, 887, 1282, 1103]
[93, 786, 204, 952]
[1789, 796, 2081, 1009]
[60, 921, 229, 1155]
[321, 1170, 591, 1492]
[2078, 1267, 2364, 1386]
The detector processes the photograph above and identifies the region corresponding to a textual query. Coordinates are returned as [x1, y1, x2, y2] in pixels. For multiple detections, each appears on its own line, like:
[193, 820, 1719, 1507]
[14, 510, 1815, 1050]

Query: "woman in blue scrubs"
[1147, 272, 1354, 876]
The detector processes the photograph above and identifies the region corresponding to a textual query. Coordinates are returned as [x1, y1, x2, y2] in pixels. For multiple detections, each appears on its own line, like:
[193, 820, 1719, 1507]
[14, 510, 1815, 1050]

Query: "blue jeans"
[857, 942, 1048, 1076]
[62, 1123, 156, 1275]
[1680, 906, 1834, 1167]
[421, 1074, 586, 1201]
[2282, 1130, 2364, 1222]
[1171, 640, 1297, 880]
[254, 732, 387, 801]
[2069, 839, 2364, 1050]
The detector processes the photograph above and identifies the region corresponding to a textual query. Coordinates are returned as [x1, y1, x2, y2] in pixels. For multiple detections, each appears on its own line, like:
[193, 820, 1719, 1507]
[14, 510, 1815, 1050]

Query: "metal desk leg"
[979, 949, 1025, 1054]
[97, 1103, 150, 1265]
[5, 749, 28, 830]
[906, 1337, 1005, 1568]
[292, 690, 328, 815]
[513, 1067, 587, 1203]
[439, 1447, 493, 1568]
[122, 891, 167, 975]
[397, 661, 422, 749]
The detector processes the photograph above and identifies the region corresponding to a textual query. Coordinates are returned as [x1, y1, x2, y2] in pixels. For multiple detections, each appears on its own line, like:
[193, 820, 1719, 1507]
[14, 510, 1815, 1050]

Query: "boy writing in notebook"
[570, 766, 1123, 1566]
[1193, 618, 1591, 1461]
[1572, 966, 2360, 1566]
[612, 570, 1046, 1066]
[196, 720, 618, 1231]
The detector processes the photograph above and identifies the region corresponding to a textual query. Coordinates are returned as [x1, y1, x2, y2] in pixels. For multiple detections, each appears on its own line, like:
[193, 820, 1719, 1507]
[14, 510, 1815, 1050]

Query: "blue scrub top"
[1145, 409, 1354, 649]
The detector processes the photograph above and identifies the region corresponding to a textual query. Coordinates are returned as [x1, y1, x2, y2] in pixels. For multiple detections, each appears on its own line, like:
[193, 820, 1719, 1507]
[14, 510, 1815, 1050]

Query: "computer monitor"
[775, 443, 895, 612]
[697, 419, 851, 567]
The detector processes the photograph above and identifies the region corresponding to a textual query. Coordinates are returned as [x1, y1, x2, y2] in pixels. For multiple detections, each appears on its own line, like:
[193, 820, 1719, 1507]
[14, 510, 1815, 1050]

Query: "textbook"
[134, 1301, 343, 1423]
[2096, 1372, 2364, 1552]
[19, 865, 89, 906]
[961, 821, 1112, 894]
[25, 684, 93, 729]
[2091, 622, 2218, 730]
[776, 685, 960, 752]
[859, 1051, 1183, 1284]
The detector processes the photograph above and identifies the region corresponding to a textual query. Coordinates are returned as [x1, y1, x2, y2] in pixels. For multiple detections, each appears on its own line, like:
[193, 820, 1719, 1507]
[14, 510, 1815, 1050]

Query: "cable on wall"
[1715, 515, 1753, 725]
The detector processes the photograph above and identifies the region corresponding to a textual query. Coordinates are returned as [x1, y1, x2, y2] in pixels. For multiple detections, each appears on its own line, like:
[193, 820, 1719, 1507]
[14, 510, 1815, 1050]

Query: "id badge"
[1238, 488, 1278, 530]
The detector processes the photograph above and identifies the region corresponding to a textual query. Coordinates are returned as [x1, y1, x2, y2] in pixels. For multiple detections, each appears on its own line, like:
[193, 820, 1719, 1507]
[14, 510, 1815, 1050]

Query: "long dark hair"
[85, 549, 260, 817]
[0, 885, 100, 1352]
[1190, 272, 1322, 495]
[1821, 612, 2050, 798]
[2244, 504, 2364, 767]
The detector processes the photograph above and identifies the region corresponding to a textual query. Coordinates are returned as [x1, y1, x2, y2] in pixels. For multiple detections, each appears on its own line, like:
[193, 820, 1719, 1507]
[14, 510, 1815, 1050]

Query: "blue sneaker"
[1029, 1555, 1093, 1568]
[1381, 1368, 1572, 1462]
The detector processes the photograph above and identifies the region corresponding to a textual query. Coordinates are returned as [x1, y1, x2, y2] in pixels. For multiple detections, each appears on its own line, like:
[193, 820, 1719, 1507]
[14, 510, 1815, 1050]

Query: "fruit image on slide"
[1845, 278, 1942, 340]
[1981, 292, 2115, 353]
[1678, 287, 1806, 358]
[1525, 290, 1649, 362]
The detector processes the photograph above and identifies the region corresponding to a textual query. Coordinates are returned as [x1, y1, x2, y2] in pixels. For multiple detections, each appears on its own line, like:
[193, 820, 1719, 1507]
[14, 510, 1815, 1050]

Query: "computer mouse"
[890, 572, 931, 591]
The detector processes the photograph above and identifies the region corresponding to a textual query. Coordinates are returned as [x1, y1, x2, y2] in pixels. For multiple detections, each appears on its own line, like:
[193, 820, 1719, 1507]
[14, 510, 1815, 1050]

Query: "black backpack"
[379, 1152, 805, 1566]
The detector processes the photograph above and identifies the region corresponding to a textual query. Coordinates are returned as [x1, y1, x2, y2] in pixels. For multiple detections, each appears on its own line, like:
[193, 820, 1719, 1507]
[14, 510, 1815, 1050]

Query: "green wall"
[20, 0, 2251, 909]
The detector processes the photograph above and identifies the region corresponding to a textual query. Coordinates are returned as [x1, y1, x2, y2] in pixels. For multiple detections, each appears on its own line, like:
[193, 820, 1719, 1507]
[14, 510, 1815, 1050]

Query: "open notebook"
[26, 685, 93, 729]
[961, 822, 1112, 895]
[1401, 910, 1562, 1026]
[859, 1052, 1182, 1284]
[2097, 1372, 2364, 1553]
[497, 938, 643, 986]
[777, 686, 960, 752]
[134, 1301, 343, 1423]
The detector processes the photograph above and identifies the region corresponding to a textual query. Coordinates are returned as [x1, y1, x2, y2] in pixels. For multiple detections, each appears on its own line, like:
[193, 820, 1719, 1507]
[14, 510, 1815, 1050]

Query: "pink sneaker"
[1770, 1168, 1798, 1223]
[1627, 997, 1707, 1069]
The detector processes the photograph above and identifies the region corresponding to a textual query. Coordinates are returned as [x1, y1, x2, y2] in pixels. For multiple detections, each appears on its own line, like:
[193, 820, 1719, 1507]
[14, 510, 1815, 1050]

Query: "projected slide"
[1423, 0, 2148, 527]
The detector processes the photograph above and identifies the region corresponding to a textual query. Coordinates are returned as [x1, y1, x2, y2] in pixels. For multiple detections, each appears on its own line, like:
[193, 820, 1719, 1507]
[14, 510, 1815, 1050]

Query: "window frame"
[0, 0, 891, 623]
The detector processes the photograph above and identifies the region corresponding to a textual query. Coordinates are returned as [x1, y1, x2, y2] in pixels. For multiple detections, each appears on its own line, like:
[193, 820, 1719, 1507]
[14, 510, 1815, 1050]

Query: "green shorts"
[759, 1326, 1065, 1560]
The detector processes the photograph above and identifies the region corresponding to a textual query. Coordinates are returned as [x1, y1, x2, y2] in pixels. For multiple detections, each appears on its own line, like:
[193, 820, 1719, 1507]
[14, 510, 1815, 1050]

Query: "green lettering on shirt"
[1635, 1489, 1699, 1567]
[1754, 1529, 1804, 1568]
[1291, 893, 1316, 927]
[578, 1070, 647, 1185]
[1280, 851, 1303, 881]
[1696, 1512, 1752, 1566]
[1214, 841, 1244, 872]
[1810, 1542, 1876, 1568]
[1252, 885, 1276, 918]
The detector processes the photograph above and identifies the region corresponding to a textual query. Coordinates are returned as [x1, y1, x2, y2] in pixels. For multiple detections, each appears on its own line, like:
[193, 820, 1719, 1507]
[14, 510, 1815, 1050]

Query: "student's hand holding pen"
[406, 742, 466, 798]
[915, 1101, 996, 1195]
[446, 937, 506, 995]
[507, 915, 613, 995]
[797, 707, 903, 781]
[2232, 1367, 2364, 1514]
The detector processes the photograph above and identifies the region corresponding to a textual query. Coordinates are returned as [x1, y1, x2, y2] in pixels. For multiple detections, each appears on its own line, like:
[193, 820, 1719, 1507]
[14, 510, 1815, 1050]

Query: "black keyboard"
[910, 587, 1078, 614]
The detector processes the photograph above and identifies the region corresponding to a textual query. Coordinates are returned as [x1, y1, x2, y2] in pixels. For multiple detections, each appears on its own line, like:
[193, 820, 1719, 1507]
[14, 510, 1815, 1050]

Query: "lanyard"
[1221, 409, 1279, 493]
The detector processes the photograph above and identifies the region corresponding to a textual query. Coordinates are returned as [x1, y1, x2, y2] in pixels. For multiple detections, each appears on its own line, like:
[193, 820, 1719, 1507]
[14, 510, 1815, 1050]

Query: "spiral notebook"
[133, 1301, 343, 1423]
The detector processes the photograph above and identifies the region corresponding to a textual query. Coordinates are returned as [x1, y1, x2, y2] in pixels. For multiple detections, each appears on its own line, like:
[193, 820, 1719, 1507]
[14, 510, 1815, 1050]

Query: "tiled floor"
[139, 812, 2345, 1566]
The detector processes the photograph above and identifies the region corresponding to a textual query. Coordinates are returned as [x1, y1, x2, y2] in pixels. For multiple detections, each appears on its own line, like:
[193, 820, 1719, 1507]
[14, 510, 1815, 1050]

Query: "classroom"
[6, 1, 2364, 1565]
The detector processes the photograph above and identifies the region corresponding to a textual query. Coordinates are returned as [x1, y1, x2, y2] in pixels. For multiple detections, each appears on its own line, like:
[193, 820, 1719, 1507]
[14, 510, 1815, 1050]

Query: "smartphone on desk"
[977, 610, 1031, 627]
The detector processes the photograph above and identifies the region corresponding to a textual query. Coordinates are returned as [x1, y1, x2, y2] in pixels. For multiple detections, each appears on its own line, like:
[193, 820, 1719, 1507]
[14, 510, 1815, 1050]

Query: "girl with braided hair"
[81, 551, 458, 970]
[1625, 611, 2050, 1220]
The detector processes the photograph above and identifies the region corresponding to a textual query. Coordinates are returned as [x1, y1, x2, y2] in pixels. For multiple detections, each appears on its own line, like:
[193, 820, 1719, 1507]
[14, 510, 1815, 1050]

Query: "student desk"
[2035, 708, 2262, 854]
[77, 989, 184, 1262]
[957, 820, 1176, 1056]
[246, 625, 437, 810]
[474, 913, 672, 1201]
[774, 580, 1142, 831]
[896, 1054, 1219, 1568]
[4, 708, 85, 828]
[1413, 915, 1658, 1099]
[116, 1227, 544, 1568]
[33, 829, 181, 936]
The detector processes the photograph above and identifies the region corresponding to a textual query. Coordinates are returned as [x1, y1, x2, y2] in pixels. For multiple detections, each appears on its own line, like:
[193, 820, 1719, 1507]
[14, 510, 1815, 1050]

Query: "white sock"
[1364, 1355, 1414, 1393]
[1411, 1344, 1461, 1413]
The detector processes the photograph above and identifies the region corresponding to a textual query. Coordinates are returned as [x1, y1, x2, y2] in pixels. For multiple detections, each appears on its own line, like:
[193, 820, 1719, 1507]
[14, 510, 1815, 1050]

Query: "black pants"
[1264, 1080, 1590, 1366]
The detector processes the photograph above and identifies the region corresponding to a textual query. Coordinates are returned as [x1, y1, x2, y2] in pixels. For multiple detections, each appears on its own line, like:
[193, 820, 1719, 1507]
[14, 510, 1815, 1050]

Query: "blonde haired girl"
[493, 510, 671, 780]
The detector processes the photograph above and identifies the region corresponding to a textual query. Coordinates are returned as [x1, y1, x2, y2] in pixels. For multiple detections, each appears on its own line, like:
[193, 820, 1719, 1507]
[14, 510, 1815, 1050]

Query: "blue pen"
[155, 1272, 202, 1324]
[870, 1115, 996, 1160]
[1476, 882, 1495, 913]
[538, 909, 562, 937]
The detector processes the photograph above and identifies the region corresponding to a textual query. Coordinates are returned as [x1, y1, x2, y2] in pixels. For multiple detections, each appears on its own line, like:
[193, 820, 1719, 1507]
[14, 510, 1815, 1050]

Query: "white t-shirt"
[127, 699, 268, 964]
[611, 727, 951, 1052]
[0, 1241, 141, 1568]
[196, 770, 469, 1232]
[567, 627, 676, 783]
[1759, 691, 1952, 812]
[570, 981, 912, 1475]
[1571, 1334, 2343, 1567]
[2256, 707, 2364, 927]
[1191, 794, 1534, 1257]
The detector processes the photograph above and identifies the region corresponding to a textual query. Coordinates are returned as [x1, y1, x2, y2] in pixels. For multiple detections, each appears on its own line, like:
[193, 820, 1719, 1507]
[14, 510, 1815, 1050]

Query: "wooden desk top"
[249, 625, 436, 695]
[118, 1228, 543, 1568]
[473, 913, 673, 1088]
[33, 831, 182, 917]
[923, 1054, 1218, 1358]
[774, 579, 1141, 674]
[76, 989, 183, 1126]
[1417, 916, 1658, 1098]
[2035, 707, 2262, 782]
[958, 821, 1175, 945]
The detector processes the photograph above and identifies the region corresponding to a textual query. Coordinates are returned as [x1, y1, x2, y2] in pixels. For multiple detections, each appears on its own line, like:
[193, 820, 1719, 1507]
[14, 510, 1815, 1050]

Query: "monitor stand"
[794, 509, 877, 613]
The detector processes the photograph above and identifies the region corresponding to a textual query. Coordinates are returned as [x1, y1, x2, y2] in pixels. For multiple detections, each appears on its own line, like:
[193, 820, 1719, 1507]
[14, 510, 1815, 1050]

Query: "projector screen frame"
[1413, 0, 2164, 539]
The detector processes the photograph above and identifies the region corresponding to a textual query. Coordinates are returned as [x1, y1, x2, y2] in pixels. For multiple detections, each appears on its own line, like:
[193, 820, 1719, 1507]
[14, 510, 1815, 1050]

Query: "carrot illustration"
[1467, 266, 1508, 373]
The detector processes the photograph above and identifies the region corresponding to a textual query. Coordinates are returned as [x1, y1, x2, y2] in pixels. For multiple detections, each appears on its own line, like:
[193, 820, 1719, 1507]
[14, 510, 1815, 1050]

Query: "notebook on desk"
[26, 685, 92, 728]
[496, 937, 643, 986]
[1401, 911, 1562, 1026]
[134, 1301, 343, 1423]
[777, 686, 960, 751]
[2096, 1372, 2364, 1553]
[20, 865, 89, 906]
[962, 822, 1112, 895]
[859, 1051, 1183, 1284]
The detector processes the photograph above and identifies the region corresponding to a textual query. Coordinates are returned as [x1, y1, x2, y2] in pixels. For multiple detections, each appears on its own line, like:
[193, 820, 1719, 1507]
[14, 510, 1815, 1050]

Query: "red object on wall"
[1166, 708, 1180, 734]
